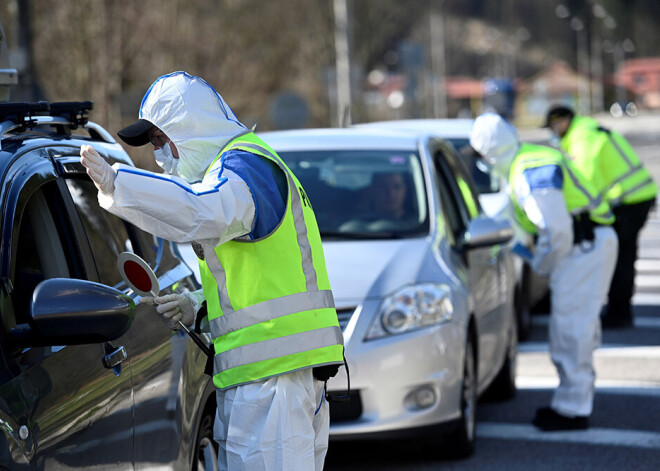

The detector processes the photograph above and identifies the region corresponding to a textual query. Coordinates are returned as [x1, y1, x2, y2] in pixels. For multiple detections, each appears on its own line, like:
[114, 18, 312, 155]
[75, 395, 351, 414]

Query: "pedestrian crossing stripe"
[477, 422, 660, 450]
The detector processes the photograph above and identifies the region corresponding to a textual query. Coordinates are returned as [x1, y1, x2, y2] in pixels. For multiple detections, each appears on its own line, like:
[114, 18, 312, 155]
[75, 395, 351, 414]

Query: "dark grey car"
[0, 102, 216, 470]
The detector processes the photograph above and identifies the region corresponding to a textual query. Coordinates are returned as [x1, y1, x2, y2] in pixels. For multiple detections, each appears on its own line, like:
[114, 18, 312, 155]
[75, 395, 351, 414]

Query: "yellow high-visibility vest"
[508, 143, 614, 235]
[561, 116, 657, 206]
[199, 132, 344, 390]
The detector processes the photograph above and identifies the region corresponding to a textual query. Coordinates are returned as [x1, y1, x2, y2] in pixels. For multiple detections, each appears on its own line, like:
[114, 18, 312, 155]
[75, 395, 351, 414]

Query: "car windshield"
[444, 137, 500, 194]
[280, 149, 429, 240]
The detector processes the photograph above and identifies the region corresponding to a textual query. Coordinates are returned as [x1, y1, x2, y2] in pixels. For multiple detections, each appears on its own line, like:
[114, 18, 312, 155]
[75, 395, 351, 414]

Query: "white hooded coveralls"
[470, 113, 617, 417]
[98, 72, 329, 470]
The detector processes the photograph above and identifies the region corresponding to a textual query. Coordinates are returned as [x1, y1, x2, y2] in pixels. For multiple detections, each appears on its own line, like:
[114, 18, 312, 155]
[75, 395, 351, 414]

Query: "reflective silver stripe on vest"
[607, 132, 635, 168]
[215, 325, 344, 372]
[560, 158, 604, 212]
[234, 142, 318, 291]
[206, 248, 234, 313]
[209, 289, 335, 337]
[608, 164, 643, 190]
[609, 176, 656, 206]
[522, 154, 605, 214]
[602, 132, 654, 203]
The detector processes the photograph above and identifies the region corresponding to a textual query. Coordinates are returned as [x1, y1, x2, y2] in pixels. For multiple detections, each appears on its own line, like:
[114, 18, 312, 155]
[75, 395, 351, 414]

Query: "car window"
[64, 177, 133, 287]
[433, 152, 466, 244]
[435, 146, 481, 222]
[280, 150, 429, 239]
[12, 182, 72, 326]
[445, 137, 500, 195]
[433, 144, 484, 242]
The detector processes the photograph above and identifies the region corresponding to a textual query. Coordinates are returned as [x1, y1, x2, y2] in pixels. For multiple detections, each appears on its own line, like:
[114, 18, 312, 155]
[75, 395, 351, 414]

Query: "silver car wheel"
[441, 334, 477, 459]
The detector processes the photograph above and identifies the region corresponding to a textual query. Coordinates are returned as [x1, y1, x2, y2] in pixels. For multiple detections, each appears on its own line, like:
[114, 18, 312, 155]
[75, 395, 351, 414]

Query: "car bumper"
[327, 320, 465, 439]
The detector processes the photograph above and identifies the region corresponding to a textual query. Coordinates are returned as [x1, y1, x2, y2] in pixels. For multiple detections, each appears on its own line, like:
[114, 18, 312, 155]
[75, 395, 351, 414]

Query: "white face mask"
[153, 143, 179, 175]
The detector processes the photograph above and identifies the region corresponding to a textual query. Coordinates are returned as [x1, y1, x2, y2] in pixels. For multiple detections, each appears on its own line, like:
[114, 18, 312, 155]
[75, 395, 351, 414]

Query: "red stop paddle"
[117, 252, 212, 356]
[117, 252, 160, 297]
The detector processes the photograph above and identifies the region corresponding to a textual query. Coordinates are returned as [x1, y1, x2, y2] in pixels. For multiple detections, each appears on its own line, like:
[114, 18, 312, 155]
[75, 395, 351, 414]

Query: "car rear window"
[445, 137, 500, 195]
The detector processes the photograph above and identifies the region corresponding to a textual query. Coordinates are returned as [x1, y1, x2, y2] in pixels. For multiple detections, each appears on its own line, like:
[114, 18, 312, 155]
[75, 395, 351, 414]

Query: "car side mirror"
[462, 216, 514, 250]
[10, 278, 135, 348]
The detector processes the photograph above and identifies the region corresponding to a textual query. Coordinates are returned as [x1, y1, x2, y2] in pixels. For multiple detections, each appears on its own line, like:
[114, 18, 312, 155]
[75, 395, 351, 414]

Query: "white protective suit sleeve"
[513, 179, 573, 277]
[98, 160, 255, 246]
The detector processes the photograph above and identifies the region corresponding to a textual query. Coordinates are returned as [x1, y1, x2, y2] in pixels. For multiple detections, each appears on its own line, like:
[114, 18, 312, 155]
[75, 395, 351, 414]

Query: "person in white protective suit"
[80, 71, 344, 470]
[469, 113, 618, 431]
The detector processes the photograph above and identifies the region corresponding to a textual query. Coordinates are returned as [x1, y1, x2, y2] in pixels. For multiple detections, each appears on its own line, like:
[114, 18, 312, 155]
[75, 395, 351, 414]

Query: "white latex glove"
[80, 144, 116, 195]
[140, 293, 196, 330]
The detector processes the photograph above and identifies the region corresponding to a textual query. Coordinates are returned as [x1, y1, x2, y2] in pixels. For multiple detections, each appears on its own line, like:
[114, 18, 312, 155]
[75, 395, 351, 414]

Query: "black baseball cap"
[117, 119, 154, 147]
[543, 105, 575, 128]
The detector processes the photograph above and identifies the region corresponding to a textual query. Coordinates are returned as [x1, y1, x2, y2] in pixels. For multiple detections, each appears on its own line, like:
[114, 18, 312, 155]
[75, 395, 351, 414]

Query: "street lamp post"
[570, 17, 592, 115]
[556, 5, 591, 114]
[589, 3, 617, 114]
[333, 0, 352, 127]
[429, 2, 448, 119]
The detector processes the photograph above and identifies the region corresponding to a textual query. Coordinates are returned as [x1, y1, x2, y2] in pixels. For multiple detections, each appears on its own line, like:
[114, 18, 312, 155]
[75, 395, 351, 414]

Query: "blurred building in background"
[616, 57, 660, 110]
[515, 60, 587, 126]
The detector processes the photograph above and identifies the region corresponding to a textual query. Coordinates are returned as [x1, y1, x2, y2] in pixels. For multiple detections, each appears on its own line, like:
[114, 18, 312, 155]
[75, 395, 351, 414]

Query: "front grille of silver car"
[336, 307, 356, 331]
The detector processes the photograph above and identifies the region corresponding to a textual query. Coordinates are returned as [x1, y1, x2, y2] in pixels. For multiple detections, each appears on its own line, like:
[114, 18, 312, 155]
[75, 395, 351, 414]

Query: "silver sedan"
[259, 127, 518, 459]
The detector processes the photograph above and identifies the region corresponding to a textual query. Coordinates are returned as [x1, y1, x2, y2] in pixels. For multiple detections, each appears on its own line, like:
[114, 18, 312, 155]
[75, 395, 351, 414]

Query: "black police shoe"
[532, 407, 589, 431]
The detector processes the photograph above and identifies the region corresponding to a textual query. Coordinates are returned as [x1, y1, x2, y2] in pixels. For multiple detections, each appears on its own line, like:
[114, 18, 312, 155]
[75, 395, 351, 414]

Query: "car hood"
[323, 238, 431, 305]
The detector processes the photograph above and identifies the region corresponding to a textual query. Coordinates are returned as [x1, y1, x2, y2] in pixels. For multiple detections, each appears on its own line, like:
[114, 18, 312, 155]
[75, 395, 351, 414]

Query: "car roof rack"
[0, 101, 114, 146]
[0, 101, 51, 132]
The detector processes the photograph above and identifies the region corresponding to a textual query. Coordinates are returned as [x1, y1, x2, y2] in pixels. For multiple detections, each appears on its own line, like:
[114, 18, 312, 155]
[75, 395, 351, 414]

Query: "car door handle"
[103, 344, 127, 376]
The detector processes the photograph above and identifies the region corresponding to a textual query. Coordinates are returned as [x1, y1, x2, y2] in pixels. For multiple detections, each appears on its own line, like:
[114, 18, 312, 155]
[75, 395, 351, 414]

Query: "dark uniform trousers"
[603, 198, 656, 324]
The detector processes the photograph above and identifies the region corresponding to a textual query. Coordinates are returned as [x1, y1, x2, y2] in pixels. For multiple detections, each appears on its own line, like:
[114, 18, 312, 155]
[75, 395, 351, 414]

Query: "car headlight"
[365, 283, 453, 340]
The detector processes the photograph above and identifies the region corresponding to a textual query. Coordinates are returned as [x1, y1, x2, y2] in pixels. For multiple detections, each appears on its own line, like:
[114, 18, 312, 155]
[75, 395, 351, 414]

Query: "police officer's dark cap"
[543, 105, 575, 128]
[117, 119, 154, 147]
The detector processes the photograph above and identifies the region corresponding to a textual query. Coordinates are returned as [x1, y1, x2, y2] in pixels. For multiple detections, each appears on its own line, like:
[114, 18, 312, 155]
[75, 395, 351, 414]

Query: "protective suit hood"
[139, 71, 248, 182]
[469, 113, 520, 178]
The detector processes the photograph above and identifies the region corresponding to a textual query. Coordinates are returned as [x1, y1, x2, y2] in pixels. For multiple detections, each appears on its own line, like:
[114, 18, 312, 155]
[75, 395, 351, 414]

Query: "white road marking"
[519, 343, 660, 358]
[477, 422, 660, 450]
[516, 344, 660, 388]
[632, 292, 660, 305]
[530, 315, 660, 329]
[636, 259, 660, 271]
[635, 274, 660, 289]
[516, 376, 660, 395]
[637, 247, 660, 259]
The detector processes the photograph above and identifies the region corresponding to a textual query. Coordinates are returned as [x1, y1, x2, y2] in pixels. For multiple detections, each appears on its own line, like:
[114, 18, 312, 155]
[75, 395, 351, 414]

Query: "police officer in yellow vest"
[470, 113, 617, 431]
[80, 71, 344, 470]
[545, 105, 658, 328]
